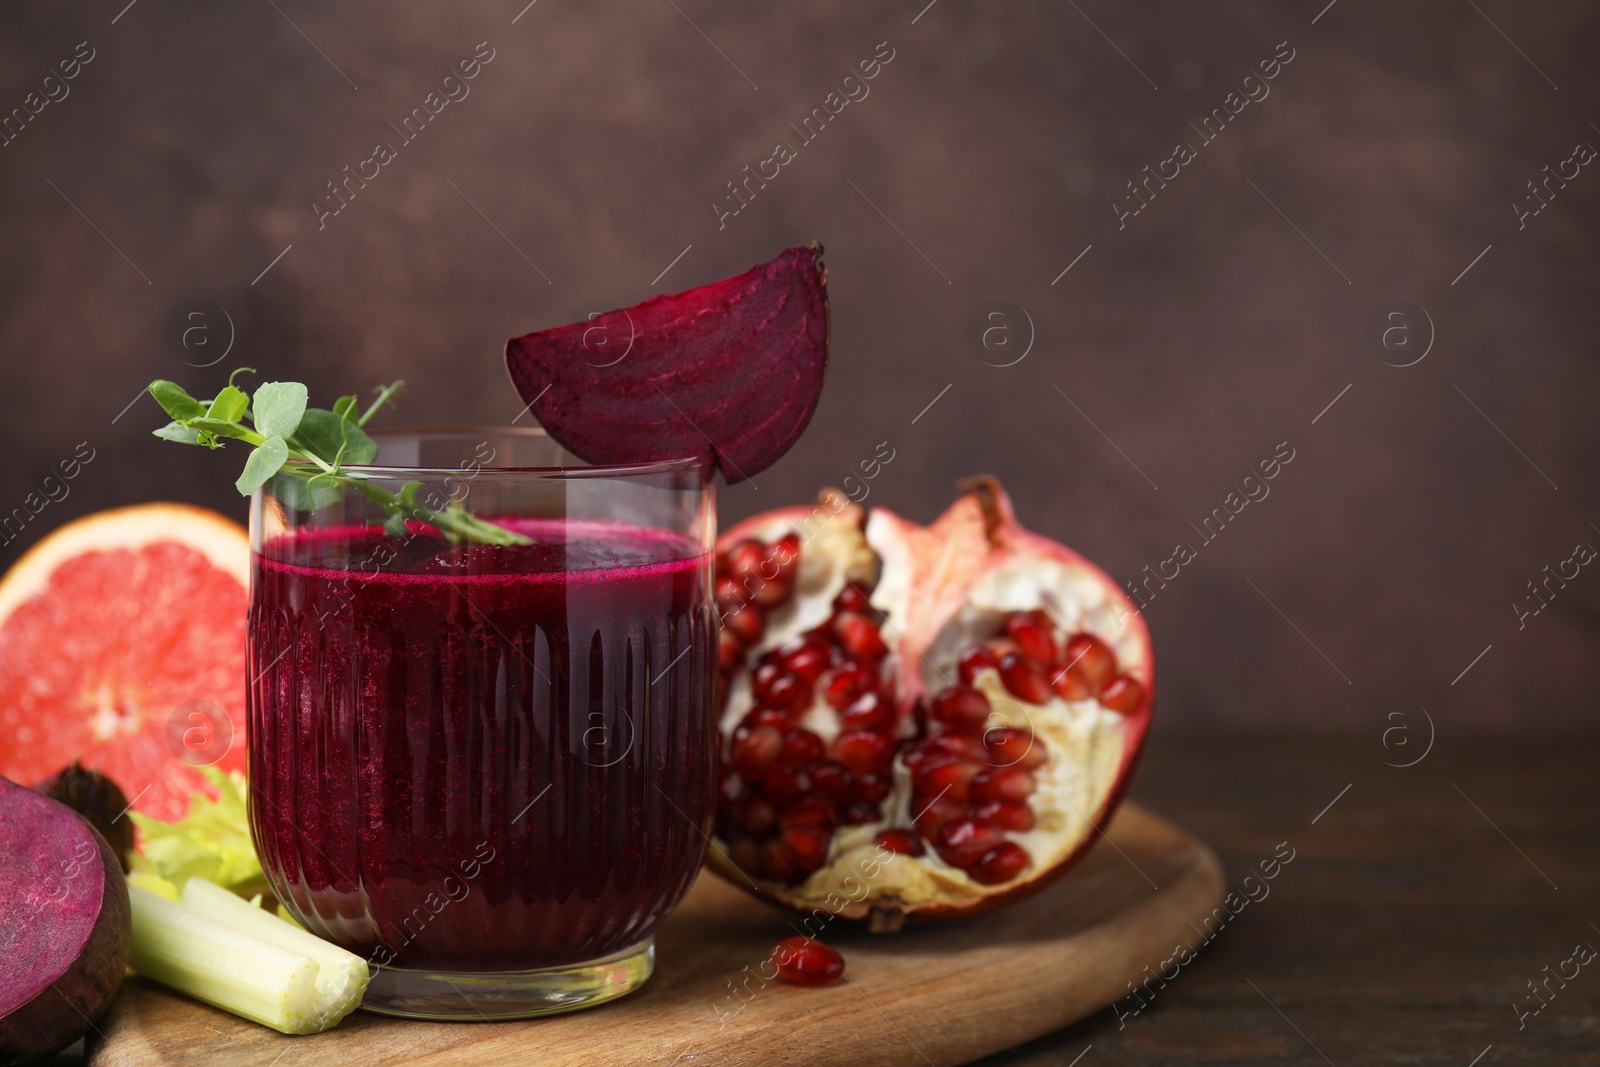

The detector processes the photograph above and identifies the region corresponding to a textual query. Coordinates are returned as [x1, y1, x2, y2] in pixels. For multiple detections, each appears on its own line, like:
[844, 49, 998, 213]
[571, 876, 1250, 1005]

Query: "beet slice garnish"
[504, 244, 828, 483]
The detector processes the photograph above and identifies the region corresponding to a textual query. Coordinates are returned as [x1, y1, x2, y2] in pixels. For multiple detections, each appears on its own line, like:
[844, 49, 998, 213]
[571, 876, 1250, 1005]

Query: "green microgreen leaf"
[188, 418, 259, 442]
[236, 435, 289, 495]
[253, 382, 308, 439]
[332, 395, 358, 422]
[153, 421, 202, 445]
[150, 380, 205, 422]
[207, 386, 249, 424]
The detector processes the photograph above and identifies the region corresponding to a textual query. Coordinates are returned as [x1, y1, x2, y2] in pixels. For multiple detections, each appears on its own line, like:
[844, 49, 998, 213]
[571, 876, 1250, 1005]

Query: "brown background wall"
[1, 0, 1596, 731]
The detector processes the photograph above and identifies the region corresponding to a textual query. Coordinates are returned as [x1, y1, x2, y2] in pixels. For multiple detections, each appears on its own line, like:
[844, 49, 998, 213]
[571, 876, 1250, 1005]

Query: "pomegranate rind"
[0, 776, 131, 1061]
[0, 503, 250, 822]
[707, 480, 1155, 924]
[505, 245, 829, 484]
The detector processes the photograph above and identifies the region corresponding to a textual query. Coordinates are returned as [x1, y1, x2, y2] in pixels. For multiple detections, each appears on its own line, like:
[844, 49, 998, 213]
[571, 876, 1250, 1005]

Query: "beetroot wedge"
[505, 244, 828, 482]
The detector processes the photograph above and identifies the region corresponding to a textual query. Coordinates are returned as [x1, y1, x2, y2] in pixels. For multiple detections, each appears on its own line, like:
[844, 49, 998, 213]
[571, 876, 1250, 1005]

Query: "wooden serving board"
[90, 803, 1223, 1067]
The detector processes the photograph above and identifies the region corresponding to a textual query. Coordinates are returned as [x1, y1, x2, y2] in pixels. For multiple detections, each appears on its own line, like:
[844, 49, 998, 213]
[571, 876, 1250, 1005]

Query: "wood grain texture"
[88, 803, 1222, 1067]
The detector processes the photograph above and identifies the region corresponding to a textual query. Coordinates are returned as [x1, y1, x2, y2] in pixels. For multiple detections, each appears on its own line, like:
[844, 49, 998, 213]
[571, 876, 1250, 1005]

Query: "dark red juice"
[247, 519, 715, 972]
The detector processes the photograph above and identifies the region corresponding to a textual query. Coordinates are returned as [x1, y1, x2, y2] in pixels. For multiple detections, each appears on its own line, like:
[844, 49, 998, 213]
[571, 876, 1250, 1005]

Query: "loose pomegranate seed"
[843, 802, 879, 825]
[1063, 633, 1117, 693]
[739, 706, 793, 731]
[761, 766, 811, 805]
[1048, 662, 1093, 701]
[779, 795, 838, 831]
[820, 662, 876, 710]
[973, 799, 1034, 832]
[730, 837, 763, 876]
[1004, 610, 1058, 664]
[970, 766, 1036, 804]
[969, 842, 1030, 885]
[848, 772, 891, 805]
[725, 539, 765, 583]
[724, 605, 764, 647]
[739, 795, 778, 839]
[958, 644, 999, 686]
[768, 534, 801, 584]
[719, 629, 744, 672]
[983, 726, 1046, 770]
[809, 761, 853, 805]
[831, 730, 896, 775]
[831, 611, 888, 661]
[839, 691, 895, 733]
[730, 725, 783, 779]
[929, 685, 992, 734]
[762, 838, 804, 884]
[770, 936, 845, 986]
[912, 794, 966, 840]
[875, 829, 925, 856]
[1099, 674, 1145, 713]
[912, 757, 981, 804]
[779, 728, 826, 769]
[999, 652, 1053, 704]
[780, 637, 831, 682]
[936, 817, 1005, 869]
[833, 583, 873, 614]
[781, 827, 832, 872]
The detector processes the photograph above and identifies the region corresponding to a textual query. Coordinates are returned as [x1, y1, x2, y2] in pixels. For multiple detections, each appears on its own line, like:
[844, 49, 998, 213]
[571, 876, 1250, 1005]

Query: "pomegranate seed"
[779, 728, 826, 769]
[843, 802, 880, 825]
[779, 795, 838, 831]
[831, 611, 888, 661]
[725, 540, 765, 583]
[831, 730, 896, 775]
[724, 605, 764, 647]
[809, 761, 853, 805]
[849, 773, 891, 805]
[1063, 633, 1117, 694]
[730, 836, 764, 876]
[762, 838, 804, 884]
[929, 685, 992, 734]
[753, 662, 789, 702]
[770, 936, 845, 986]
[958, 644, 999, 686]
[969, 842, 1030, 885]
[970, 766, 1036, 804]
[833, 583, 873, 614]
[1099, 674, 1145, 714]
[768, 534, 801, 584]
[904, 734, 987, 770]
[739, 795, 779, 838]
[718, 771, 744, 812]
[936, 817, 1005, 869]
[1049, 662, 1093, 701]
[875, 829, 925, 856]
[715, 574, 745, 613]
[739, 706, 793, 731]
[718, 629, 744, 672]
[999, 652, 1053, 704]
[730, 725, 783, 779]
[911, 795, 966, 839]
[782, 827, 832, 872]
[912, 757, 980, 804]
[973, 799, 1035, 832]
[1004, 610, 1058, 664]
[983, 726, 1046, 770]
[819, 662, 876, 710]
[839, 691, 895, 733]
[761, 766, 811, 805]
[780, 637, 831, 682]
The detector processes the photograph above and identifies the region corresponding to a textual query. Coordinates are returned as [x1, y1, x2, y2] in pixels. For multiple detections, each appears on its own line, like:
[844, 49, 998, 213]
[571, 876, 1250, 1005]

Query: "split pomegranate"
[769, 936, 845, 986]
[709, 478, 1153, 929]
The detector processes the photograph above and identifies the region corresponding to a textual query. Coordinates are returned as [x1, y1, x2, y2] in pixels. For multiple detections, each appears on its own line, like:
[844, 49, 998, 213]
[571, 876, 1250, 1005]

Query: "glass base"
[360, 938, 654, 1020]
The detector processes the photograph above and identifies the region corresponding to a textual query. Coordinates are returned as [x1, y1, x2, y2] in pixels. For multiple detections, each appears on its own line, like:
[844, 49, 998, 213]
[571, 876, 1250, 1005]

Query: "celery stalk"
[180, 878, 368, 1009]
[128, 884, 369, 1034]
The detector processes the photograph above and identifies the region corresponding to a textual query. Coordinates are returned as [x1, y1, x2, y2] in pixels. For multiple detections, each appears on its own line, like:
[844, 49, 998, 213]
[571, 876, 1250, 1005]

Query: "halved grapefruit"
[0, 503, 249, 822]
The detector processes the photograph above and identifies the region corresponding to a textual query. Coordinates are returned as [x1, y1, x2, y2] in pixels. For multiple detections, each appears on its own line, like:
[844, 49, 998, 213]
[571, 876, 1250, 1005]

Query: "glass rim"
[285, 425, 714, 480]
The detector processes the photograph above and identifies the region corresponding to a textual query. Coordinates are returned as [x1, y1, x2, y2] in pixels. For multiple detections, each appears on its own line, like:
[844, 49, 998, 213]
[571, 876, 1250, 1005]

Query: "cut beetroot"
[504, 245, 829, 483]
[0, 775, 130, 1062]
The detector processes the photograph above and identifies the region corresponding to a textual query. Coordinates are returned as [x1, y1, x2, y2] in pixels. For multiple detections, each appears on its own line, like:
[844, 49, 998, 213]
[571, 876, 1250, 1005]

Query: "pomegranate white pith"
[710, 482, 1153, 928]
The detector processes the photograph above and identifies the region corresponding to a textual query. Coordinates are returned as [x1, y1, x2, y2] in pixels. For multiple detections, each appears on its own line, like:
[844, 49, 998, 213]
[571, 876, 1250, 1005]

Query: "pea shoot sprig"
[148, 369, 528, 545]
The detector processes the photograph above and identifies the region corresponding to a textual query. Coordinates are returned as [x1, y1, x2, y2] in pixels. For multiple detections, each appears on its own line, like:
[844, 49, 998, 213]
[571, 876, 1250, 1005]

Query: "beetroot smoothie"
[246, 519, 715, 972]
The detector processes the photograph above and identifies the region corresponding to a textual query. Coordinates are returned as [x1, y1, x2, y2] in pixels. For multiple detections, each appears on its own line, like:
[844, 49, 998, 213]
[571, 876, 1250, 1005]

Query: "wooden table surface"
[972, 733, 1600, 1067]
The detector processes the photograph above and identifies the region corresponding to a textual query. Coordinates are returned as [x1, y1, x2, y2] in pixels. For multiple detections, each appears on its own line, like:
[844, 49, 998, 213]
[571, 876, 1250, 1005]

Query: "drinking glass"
[245, 428, 716, 1019]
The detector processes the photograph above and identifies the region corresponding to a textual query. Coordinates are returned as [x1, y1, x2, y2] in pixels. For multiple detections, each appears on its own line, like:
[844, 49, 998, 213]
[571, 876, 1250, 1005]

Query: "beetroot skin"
[505, 244, 828, 483]
[0, 776, 130, 1065]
